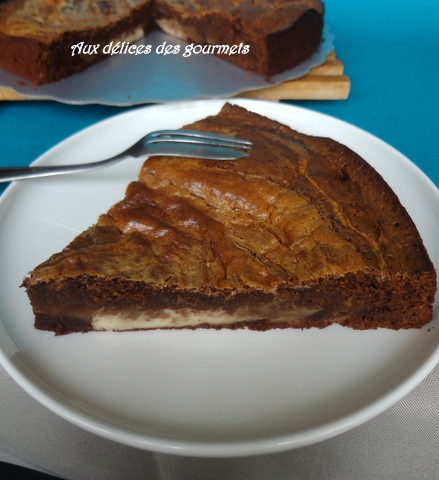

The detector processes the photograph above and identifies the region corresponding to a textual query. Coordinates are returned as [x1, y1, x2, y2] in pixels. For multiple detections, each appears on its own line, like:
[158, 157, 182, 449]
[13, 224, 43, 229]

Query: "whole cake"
[22, 103, 437, 335]
[0, 0, 324, 84]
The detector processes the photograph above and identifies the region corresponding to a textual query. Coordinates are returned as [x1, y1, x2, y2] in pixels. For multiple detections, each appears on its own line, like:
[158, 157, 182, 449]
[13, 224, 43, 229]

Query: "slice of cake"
[22, 103, 437, 335]
[0, 0, 324, 84]
[153, 0, 325, 77]
[0, 0, 154, 85]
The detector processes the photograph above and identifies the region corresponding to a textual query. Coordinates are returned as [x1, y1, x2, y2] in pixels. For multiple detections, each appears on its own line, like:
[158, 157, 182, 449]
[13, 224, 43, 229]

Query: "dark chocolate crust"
[23, 104, 437, 334]
[0, 0, 324, 84]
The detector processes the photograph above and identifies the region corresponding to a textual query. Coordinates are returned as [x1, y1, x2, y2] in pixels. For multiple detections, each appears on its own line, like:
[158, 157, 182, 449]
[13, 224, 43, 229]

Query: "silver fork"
[0, 130, 252, 182]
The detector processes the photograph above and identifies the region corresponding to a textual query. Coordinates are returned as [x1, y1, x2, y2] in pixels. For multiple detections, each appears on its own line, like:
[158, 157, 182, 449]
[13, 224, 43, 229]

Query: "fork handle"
[0, 154, 128, 183]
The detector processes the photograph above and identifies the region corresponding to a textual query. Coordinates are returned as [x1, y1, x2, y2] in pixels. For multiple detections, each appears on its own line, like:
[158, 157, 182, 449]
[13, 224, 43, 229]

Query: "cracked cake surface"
[23, 103, 437, 334]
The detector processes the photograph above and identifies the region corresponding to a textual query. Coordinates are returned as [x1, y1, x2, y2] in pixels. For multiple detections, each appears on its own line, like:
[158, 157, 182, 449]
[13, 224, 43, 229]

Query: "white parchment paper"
[0, 25, 334, 105]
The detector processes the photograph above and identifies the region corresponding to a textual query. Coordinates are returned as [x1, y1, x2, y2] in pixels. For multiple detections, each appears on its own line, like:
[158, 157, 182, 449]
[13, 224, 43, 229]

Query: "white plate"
[0, 99, 438, 458]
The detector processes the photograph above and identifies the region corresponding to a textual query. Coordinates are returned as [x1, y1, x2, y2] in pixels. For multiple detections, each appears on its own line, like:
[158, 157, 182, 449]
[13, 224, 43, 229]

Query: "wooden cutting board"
[0, 51, 350, 102]
[236, 51, 350, 100]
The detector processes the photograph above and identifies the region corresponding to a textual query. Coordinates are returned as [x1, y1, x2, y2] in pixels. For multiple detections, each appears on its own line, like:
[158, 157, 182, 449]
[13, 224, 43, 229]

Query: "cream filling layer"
[91, 307, 322, 331]
[111, 26, 146, 44]
[155, 18, 204, 43]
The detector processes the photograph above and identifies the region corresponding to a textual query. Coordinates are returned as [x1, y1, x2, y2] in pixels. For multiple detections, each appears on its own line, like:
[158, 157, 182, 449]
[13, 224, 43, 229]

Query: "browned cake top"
[0, 0, 149, 40]
[28, 104, 434, 292]
[156, 0, 324, 33]
[0, 0, 323, 40]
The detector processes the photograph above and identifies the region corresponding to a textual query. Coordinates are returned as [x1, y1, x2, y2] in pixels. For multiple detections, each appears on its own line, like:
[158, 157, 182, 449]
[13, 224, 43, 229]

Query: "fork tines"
[148, 130, 252, 150]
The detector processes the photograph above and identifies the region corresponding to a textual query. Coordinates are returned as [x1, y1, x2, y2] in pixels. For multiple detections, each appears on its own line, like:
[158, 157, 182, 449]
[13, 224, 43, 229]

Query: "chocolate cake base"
[25, 271, 436, 335]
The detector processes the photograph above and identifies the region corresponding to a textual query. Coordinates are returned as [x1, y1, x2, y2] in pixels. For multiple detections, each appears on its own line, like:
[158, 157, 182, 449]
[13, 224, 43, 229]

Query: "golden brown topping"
[0, 0, 148, 37]
[28, 104, 432, 293]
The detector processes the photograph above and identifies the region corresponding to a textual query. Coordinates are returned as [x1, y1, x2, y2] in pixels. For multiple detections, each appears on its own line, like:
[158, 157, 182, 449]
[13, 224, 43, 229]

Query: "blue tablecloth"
[1, 1, 439, 479]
